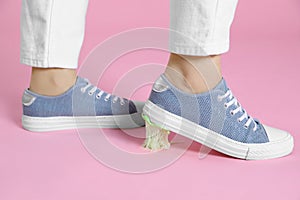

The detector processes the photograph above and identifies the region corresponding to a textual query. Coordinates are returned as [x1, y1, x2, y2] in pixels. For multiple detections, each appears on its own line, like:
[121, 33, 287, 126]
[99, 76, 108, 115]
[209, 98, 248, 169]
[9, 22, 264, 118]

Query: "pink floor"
[1, 0, 300, 200]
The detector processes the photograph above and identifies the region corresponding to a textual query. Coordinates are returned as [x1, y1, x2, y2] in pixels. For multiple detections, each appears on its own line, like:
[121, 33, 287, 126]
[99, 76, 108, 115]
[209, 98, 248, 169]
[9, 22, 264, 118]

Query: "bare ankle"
[29, 67, 77, 96]
[164, 53, 222, 94]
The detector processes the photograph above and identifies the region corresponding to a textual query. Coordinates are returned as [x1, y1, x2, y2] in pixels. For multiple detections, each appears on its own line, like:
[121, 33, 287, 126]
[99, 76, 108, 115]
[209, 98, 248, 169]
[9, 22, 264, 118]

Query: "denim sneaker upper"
[148, 75, 269, 144]
[23, 77, 137, 117]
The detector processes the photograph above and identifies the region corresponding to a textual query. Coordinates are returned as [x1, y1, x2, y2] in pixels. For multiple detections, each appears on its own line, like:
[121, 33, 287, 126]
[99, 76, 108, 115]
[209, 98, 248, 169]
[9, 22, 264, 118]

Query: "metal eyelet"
[230, 110, 234, 116]
[237, 119, 241, 123]
[244, 125, 248, 129]
[104, 97, 109, 102]
[120, 101, 125, 105]
[96, 95, 100, 99]
[224, 103, 228, 108]
[88, 91, 93, 96]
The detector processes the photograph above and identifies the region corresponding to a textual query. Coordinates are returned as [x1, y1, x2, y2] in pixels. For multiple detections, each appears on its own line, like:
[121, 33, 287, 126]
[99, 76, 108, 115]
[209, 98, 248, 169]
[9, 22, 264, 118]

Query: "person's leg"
[143, 0, 294, 159]
[20, 0, 145, 131]
[165, 0, 237, 94]
[29, 68, 76, 96]
[165, 53, 221, 93]
[21, 0, 88, 96]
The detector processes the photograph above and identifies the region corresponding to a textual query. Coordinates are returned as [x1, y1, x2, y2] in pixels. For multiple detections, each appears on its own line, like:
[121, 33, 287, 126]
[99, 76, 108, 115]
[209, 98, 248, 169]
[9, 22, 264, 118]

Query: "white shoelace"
[218, 90, 257, 131]
[80, 81, 125, 105]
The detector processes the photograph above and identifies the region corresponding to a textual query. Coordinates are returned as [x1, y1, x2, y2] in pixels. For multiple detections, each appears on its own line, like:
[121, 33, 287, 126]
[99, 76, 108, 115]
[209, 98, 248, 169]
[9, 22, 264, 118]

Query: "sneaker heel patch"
[153, 76, 169, 92]
[22, 91, 36, 106]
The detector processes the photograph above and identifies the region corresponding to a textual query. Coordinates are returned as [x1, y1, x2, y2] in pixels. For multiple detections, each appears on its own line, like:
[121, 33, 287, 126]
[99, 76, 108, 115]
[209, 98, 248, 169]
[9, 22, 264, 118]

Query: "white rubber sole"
[22, 113, 145, 132]
[143, 101, 294, 160]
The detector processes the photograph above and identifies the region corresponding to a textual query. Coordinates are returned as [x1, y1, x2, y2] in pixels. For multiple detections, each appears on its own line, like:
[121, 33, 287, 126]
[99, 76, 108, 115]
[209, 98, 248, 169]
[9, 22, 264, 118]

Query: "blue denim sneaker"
[142, 74, 294, 160]
[22, 77, 145, 132]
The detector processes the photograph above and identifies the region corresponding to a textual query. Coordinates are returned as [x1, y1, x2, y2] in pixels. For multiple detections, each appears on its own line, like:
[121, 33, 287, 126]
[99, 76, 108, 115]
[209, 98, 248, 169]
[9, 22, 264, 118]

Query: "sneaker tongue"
[75, 76, 89, 86]
[214, 78, 228, 93]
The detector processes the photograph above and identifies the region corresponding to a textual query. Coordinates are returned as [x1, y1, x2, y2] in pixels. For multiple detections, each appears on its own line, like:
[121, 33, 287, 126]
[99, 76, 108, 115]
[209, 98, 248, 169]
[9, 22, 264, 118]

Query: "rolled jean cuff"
[20, 57, 78, 69]
[169, 41, 229, 56]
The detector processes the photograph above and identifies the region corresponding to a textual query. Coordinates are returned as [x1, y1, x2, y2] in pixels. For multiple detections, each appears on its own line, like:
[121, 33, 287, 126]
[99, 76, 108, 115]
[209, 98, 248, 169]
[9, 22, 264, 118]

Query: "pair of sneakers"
[22, 75, 294, 160]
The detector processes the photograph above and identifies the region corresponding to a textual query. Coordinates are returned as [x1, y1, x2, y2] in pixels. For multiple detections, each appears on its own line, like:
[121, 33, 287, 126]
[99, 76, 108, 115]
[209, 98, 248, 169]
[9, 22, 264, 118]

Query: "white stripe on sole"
[22, 113, 145, 132]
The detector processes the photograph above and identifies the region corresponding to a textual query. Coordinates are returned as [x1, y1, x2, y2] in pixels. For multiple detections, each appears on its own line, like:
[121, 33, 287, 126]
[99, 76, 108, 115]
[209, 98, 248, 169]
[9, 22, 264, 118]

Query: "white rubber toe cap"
[263, 125, 290, 142]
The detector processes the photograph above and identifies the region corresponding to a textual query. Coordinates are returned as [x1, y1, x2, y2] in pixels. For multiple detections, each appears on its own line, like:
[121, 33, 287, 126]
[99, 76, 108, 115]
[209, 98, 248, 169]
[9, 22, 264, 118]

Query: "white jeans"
[20, 0, 238, 69]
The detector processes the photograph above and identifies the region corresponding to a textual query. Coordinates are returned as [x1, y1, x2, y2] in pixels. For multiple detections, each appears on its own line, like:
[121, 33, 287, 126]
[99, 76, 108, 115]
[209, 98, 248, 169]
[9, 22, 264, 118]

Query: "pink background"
[1, 0, 300, 199]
